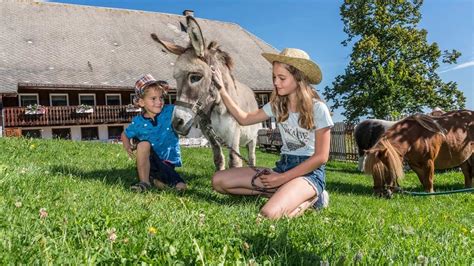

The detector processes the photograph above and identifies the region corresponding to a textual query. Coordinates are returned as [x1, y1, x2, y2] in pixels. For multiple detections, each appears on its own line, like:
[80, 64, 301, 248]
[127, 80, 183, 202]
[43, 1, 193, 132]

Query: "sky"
[48, 0, 474, 122]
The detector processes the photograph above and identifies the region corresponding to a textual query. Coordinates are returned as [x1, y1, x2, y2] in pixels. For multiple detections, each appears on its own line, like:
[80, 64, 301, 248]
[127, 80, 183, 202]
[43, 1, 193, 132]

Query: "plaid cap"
[134, 74, 171, 97]
[135, 74, 158, 96]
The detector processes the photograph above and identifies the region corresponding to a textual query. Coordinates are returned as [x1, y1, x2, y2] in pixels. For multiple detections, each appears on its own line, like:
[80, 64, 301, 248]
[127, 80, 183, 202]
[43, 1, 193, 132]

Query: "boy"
[121, 74, 186, 192]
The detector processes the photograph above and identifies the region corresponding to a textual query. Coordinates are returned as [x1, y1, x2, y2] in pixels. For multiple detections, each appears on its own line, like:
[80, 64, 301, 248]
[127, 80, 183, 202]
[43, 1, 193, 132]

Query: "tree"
[323, 0, 466, 122]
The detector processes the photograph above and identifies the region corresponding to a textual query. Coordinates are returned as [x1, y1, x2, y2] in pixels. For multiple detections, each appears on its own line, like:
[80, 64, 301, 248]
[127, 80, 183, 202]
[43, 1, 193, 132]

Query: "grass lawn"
[0, 137, 472, 264]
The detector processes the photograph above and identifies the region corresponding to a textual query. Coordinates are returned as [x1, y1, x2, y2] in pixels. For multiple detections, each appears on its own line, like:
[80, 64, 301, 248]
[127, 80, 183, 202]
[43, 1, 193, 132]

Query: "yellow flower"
[461, 227, 468, 234]
[29, 144, 37, 150]
[148, 226, 157, 235]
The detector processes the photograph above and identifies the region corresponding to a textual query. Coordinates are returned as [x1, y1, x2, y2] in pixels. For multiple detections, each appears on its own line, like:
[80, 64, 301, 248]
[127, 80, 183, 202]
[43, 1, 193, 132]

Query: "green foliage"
[0, 138, 473, 264]
[324, 0, 466, 122]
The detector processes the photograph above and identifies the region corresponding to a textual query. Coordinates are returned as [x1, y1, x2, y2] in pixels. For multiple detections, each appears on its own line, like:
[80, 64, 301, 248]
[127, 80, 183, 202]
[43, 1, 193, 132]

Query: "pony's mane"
[364, 137, 405, 183]
[408, 114, 447, 135]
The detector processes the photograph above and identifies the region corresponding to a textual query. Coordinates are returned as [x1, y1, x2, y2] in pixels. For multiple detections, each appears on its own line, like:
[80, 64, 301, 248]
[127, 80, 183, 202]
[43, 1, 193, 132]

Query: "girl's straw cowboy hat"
[262, 48, 322, 84]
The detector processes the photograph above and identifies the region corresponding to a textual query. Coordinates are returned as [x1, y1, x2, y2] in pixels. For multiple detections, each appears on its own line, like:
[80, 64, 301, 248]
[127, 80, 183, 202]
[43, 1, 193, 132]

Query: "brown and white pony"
[364, 110, 473, 197]
[151, 16, 261, 170]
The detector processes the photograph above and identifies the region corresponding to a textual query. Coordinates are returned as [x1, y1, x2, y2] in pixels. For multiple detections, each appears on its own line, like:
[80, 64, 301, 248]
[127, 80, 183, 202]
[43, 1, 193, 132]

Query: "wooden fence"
[330, 122, 358, 162]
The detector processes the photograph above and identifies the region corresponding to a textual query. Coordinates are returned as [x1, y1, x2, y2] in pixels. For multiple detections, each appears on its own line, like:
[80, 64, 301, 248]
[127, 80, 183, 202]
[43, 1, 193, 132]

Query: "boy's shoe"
[314, 190, 329, 209]
[130, 181, 151, 193]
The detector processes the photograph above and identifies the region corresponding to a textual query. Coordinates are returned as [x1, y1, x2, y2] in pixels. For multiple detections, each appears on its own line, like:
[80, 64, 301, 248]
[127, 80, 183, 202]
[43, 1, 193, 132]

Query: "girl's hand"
[259, 171, 287, 188]
[211, 66, 224, 91]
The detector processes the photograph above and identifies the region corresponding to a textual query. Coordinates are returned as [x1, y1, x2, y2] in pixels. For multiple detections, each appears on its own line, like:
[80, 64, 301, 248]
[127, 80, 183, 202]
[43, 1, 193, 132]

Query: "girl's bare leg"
[260, 177, 317, 220]
[212, 167, 269, 196]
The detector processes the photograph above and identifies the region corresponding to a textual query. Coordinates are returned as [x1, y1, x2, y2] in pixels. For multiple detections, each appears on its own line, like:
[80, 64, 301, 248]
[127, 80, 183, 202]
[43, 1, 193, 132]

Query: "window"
[81, 127, 99, 140]
[79, 94, 96, 106]
[52, 128, 71, 139]
[108, 126, 123, 140]
[130, 93, 136, 104]
[106, 94, 121, 105]
[22, 129, 41, 138]
[19, 94, 39, 106]
[50, 94, 69, 106]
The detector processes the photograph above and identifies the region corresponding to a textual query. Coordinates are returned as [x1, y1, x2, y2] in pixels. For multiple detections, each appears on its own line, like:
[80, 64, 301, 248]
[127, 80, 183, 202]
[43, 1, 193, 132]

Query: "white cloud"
[438, 59, 474, 74]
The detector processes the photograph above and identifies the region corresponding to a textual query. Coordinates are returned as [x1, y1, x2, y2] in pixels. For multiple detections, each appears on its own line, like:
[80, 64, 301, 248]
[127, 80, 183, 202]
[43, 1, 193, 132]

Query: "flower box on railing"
[75, 104, 94, 114]
[126, 104, 142, 113]
[25, 104, 46, 115]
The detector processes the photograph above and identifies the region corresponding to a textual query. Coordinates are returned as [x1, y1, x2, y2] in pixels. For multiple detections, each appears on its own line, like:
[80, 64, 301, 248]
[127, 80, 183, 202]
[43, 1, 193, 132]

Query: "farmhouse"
[0, 0, 276, 140]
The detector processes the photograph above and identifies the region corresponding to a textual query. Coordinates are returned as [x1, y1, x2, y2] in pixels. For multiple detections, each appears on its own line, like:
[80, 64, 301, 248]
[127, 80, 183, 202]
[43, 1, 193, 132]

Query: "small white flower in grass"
[417, 255, 428, 265]
[107, 228, 117, 242]
[256, 213, 263, 224]
[243, 242, 250, 251]
[269, 224, 275, 232]
[320, 260, 329, 266]
[39, 208, 48, 218]
[20, 168, 26, 174]
[15, 201, 22, 208]
[198, 213, 205, 226]
[354, 251, 363, 262]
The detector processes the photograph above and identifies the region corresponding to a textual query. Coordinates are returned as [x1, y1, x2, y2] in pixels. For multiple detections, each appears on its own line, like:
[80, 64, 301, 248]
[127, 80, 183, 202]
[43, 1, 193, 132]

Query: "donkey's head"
[151, 16, 234, 135]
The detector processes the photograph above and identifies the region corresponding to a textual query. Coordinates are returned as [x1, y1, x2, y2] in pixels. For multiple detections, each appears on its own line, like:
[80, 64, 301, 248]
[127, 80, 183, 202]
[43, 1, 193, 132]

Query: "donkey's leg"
[200, 121, 225, 171]
[247, 139, 257, 167]
[211, 142, 225, 171]
[229, 129, 242, 168]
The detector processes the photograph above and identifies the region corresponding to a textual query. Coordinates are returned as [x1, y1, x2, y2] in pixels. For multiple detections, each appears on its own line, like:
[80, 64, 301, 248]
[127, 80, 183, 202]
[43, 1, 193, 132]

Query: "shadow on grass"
[48, 164, 262, 206]
[326, 180, 373, 195]
[243, 231, 322, 264]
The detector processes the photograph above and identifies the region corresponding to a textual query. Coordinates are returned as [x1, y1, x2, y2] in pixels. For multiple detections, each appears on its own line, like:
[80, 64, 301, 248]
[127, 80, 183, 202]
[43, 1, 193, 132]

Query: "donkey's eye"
[189, 74, 203, 84]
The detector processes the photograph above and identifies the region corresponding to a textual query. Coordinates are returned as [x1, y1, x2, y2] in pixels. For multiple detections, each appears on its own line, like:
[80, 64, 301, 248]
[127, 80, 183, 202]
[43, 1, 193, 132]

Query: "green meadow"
[0, 137, 472, 264]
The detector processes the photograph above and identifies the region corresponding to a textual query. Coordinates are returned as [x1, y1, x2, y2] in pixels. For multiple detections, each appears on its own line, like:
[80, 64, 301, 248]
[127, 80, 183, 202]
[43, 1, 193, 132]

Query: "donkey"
[151, 16, 261, 171]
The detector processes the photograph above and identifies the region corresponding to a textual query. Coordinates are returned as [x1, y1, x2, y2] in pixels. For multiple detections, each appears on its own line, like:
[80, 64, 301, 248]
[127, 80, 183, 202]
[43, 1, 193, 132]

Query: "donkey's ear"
[186, 16, 205, 57]
[151, 33, 186, 55]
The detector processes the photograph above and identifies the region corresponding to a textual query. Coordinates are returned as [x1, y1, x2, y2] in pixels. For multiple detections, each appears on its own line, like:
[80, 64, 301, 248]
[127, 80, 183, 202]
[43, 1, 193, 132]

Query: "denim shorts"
[272, 154, 325, 197]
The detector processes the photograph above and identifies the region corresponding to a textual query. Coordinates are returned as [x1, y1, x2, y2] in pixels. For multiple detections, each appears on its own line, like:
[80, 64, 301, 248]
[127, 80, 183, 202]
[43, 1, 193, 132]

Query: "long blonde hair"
[270, 63, 323, 130]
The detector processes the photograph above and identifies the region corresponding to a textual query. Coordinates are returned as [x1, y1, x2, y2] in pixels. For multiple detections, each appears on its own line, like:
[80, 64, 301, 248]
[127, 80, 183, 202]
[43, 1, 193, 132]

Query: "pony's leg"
[229, 130, 243, 168]
[358, 155, 365, 172]
[410, 159, 434, 192]
[460, 156, 473, 188]
[247, 139, 257, 167]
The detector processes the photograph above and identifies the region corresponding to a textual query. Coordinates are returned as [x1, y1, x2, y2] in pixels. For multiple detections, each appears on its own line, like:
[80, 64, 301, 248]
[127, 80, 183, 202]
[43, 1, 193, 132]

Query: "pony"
[354, 119, 397, 171]
[364, 110, 473, 198]
[150, 16, 261, 171]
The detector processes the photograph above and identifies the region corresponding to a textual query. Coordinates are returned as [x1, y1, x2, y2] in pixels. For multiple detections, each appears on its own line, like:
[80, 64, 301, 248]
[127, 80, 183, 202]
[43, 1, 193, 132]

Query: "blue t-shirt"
[124, 105, 182, 167]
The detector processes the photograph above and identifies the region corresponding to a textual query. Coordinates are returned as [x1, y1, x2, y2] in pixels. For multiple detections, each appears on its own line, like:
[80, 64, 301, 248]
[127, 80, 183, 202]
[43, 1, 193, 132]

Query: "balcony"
[2, 105, 141, 127]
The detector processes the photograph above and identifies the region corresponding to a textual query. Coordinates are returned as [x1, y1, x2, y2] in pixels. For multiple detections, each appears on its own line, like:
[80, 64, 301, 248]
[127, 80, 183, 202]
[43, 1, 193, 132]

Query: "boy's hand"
[122, 142, 135, 159]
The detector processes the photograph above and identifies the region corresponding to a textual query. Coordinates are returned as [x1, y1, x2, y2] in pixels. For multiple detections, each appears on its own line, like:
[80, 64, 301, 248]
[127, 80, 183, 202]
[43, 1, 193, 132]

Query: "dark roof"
[0, 0, 277, 94]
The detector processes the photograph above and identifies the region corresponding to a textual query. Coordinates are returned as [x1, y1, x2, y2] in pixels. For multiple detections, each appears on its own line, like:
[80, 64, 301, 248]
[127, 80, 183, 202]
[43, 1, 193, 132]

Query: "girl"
[211, 48, 333, 219]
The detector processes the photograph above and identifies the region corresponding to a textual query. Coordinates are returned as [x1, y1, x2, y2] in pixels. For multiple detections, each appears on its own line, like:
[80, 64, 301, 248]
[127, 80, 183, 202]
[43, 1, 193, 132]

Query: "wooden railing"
[3, 105, 141, 127]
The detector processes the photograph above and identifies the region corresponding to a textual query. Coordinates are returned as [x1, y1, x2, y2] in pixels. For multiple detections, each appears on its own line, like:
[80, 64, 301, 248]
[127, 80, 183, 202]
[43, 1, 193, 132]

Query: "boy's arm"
[121, 131, 134, 158]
